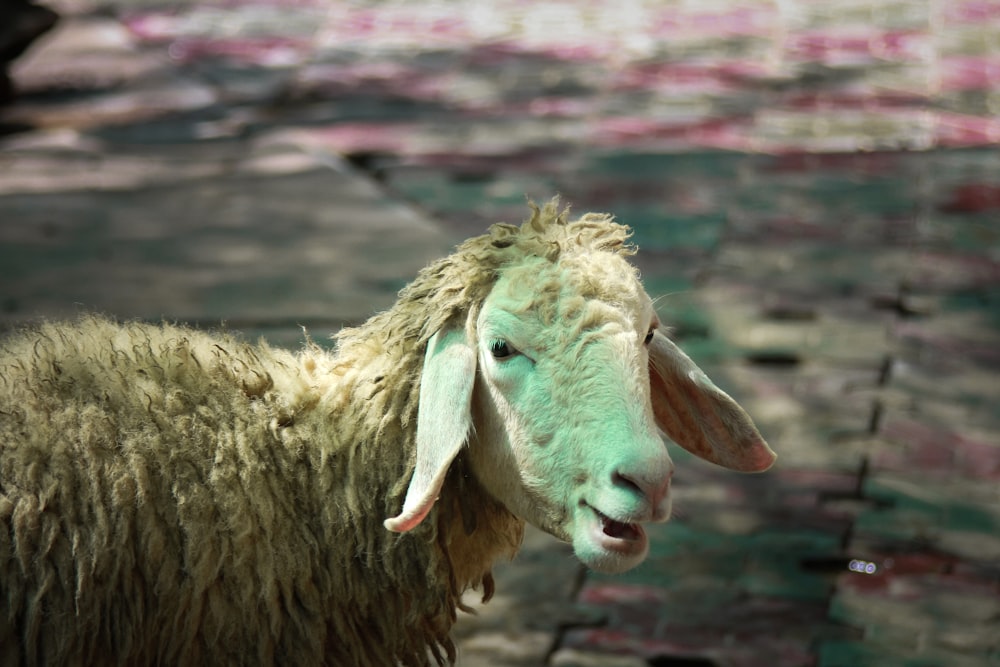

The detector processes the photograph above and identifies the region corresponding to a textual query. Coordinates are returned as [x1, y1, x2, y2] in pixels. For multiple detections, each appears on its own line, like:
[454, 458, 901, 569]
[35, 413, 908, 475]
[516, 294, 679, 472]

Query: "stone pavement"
[2, 1, 999, 666]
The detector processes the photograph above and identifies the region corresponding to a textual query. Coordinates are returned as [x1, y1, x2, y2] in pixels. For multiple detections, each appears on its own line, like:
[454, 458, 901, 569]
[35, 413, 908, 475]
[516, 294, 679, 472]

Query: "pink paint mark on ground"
[578, 583, 670, 606]
[877, 417, 1000, 480]
[123, 13, 173, 41]
[165, 37, 310, 66]
[934, 112, 1000, 147]
[787, 29, 929, 66]
[325, 6, 474, 44]
[838, 552, 959, 593]
[942, 0, 1000, 23]
[532, 42, 611, 62]
[902, 250, 1000, 292]
[648, 5, 780, 40]
[299, 123, 418, 155]
[940, 183, 1000, 213]
[591, 115, 756, 152]
[123, 12, 313, 66]
[525, 96, 594, 117]
[839, 554, 1000, 619]
[612, 61, 764, 96]
[940, 56, 1000, 91]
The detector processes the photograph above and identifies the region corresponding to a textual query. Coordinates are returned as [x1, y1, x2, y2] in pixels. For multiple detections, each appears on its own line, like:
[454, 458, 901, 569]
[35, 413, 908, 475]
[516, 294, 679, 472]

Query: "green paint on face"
[468, 250, 670, 573]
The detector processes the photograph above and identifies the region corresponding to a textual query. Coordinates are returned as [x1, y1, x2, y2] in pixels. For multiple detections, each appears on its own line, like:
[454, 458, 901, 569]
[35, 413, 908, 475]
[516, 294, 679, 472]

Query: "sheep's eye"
[489, 339, 517, 360]
[644, 328, 655, 346]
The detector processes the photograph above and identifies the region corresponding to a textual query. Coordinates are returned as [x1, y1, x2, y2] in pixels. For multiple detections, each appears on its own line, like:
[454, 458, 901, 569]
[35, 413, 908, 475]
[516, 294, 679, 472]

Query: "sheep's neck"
[433, 459, 525, 601]
[297, 342, 524, 617]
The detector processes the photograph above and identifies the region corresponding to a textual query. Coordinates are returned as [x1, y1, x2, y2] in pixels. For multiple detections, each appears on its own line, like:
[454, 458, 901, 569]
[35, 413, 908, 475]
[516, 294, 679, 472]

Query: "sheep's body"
[0, 317, 518, 665]
[0, 201, 774, 665]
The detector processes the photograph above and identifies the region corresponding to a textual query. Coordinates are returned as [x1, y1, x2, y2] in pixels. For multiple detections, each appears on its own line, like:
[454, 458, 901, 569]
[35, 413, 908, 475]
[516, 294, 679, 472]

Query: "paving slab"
[0, 129, 452, 346]
[452, 525, 584, 667]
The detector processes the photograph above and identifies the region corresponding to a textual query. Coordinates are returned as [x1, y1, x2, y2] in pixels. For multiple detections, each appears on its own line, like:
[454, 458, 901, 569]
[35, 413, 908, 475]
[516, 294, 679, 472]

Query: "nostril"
[612, 465, 672, 507]
[612, 471, 643, 495]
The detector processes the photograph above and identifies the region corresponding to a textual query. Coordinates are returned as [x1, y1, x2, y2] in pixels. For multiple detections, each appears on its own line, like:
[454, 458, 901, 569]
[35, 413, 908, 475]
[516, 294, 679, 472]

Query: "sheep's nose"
[612, 459, 673, 509]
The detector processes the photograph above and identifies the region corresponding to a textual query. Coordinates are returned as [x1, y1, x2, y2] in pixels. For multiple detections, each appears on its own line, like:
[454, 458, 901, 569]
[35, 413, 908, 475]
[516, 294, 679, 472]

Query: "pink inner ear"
[648, 332, 776, 472]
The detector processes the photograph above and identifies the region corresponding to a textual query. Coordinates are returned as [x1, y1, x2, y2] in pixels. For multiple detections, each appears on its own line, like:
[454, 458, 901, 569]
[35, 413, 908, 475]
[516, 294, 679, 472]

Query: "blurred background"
[1, 1, 998, 666]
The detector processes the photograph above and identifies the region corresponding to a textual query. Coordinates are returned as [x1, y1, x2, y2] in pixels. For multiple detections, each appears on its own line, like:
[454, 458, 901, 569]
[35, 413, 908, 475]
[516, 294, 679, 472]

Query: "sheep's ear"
[648, 329, 776, 472]
[384, 327, 477, 533]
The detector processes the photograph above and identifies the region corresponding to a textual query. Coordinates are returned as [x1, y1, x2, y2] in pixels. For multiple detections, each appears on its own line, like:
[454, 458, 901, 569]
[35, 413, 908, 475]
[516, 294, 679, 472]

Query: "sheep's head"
[385, 201, 776, 574]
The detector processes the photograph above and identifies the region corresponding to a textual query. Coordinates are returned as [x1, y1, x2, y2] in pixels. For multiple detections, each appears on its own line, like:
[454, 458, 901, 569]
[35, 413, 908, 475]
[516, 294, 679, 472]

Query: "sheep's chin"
[571, 505, 650, 574]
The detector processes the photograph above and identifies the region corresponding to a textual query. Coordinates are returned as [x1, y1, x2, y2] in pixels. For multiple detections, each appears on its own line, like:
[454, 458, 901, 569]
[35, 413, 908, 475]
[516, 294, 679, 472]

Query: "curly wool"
[0, 200, 631, 665]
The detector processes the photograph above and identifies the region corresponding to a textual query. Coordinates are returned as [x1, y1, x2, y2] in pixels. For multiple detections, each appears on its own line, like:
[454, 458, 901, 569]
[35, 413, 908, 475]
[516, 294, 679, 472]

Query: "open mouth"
[588, 505, 646, 550]
[573, 503, 652, 573]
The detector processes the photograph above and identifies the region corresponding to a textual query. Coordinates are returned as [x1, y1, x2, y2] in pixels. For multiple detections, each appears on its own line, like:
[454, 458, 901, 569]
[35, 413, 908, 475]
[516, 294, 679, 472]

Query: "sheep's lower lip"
[587, 505, 646, 553]
[570, 504, 651, 573]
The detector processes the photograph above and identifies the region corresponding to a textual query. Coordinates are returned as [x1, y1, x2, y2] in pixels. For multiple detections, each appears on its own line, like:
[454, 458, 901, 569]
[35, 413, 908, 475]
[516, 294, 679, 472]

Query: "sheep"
[0, 199, 775, 666]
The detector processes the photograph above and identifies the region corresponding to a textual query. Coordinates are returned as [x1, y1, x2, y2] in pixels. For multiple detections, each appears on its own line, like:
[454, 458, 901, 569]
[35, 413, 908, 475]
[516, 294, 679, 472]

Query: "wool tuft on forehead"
[485, 199, 637, 264]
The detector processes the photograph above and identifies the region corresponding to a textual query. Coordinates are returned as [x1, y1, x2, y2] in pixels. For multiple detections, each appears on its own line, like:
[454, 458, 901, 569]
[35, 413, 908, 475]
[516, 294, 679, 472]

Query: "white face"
[467, 258, 675, 573]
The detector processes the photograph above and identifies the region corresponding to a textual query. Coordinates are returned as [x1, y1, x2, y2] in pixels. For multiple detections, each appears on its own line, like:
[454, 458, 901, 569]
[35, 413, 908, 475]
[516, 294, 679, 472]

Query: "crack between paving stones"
[543, 563, 591, 665]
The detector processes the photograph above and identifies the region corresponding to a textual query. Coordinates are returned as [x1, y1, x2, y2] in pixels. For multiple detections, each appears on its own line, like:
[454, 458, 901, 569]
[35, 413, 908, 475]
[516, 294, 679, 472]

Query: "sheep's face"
[469, 253, 672, 573]
[384, 209, 775, 574]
